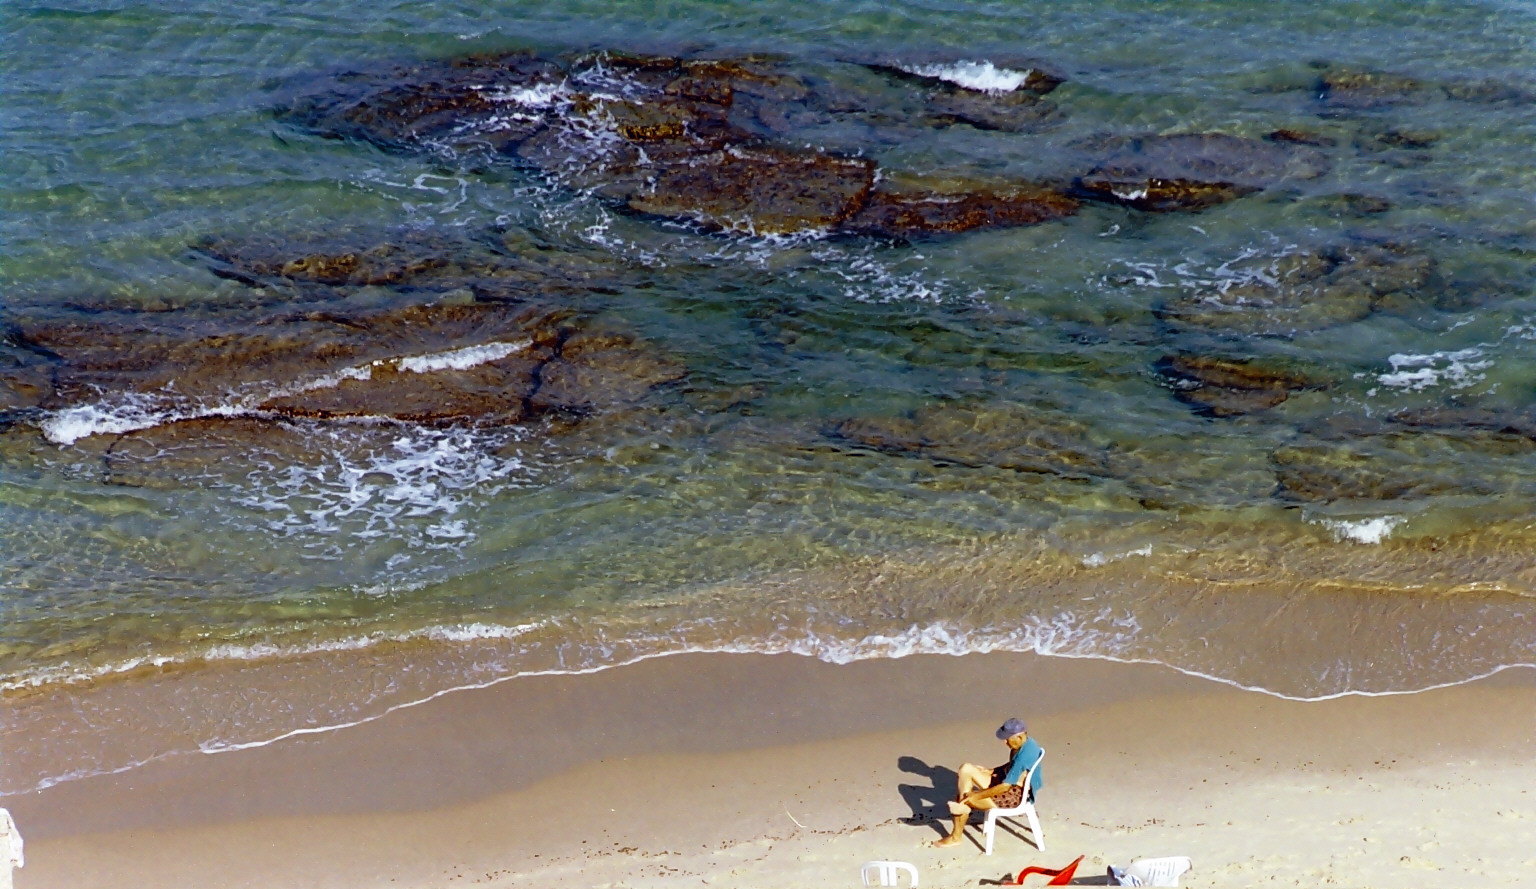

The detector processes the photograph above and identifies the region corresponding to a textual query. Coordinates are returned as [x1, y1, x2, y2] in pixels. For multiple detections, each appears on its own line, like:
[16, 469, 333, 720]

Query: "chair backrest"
[1021, 747, 1044, 792]
[860, 860, 919, 887]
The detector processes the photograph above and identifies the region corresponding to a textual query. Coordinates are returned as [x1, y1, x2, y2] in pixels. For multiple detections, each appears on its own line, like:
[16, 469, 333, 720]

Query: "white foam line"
[397, 340, 529, 374]
[173, 649, 1536, 766]
[14, 632, 1535, 797]
[0, 621, 545, 693]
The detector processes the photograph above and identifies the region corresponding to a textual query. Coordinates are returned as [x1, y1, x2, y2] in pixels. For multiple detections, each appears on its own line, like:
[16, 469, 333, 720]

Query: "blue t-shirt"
[1002, 737, 1044, 794]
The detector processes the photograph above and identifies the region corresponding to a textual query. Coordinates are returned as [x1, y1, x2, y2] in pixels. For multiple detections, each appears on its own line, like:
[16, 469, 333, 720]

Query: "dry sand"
[5, 651, 1535, 888]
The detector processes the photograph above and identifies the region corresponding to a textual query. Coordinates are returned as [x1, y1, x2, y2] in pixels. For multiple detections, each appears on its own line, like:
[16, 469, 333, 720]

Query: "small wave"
[1081, 544, 1154, 567]
[900, 61, 1037, 94]
[0, 621, 545, 694]
[1317, 516, 1406, 544]
[481, 82, 567, 108]
[38, 340, 532, 446]
[397, 340, 530, 373]
[1377, 348, 1491, 392]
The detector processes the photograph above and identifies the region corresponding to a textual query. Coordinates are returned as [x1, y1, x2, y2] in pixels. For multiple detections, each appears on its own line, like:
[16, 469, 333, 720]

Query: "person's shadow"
[896, 755, 958, 838]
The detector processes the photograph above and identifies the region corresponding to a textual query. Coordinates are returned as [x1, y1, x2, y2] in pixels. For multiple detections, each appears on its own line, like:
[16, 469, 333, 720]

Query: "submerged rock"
[277, 52, 565, 154]
[281, 49, 1077, 239]
[529, 330, 687, 414]
[922, 86, 1060, 132]
[842, 178, 1079, 238]
[1270, 439, 1487, 502]
[1074, 133, 1328, 212]
[0, 337, 54, 418]
[100, 416, 326, 488]
[198, 229, 631, 299]
[7, 297, 684, 438]
[1316, 68, 1426, 111]
[1388, 408, 1536, 443]
[1156, 241, 1435, 336]
[1157, 354, 1327, 417]
[625, 146, 876, 234]
[828, 403, 1110, 479]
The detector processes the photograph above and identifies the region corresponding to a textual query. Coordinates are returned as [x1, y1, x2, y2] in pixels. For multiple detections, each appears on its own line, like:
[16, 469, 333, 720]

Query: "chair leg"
[983, 813, 996, 856]
[1025, 808, 1045, 851]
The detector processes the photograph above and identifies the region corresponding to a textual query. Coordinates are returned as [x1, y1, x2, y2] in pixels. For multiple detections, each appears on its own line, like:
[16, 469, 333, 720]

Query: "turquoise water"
[4, 0, 1536, 794]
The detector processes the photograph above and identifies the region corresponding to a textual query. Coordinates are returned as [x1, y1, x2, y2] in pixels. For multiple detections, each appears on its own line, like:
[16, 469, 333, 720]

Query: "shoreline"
[6, 650, 1536, 887]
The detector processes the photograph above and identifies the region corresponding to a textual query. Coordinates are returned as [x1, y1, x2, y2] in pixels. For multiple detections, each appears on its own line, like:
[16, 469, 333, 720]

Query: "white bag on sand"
[1108, 856, 1191, 887]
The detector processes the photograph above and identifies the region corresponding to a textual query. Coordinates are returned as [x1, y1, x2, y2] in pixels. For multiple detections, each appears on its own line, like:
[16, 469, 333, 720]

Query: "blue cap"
[996, 717, 1028, 739]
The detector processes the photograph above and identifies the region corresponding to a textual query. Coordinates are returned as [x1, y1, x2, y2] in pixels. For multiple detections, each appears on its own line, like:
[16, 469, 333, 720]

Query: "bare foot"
[929, 834, 964, 848]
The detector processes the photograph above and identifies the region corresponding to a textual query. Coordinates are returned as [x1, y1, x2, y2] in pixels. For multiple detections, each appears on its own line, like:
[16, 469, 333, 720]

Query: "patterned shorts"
[990, 782, 1026, 809]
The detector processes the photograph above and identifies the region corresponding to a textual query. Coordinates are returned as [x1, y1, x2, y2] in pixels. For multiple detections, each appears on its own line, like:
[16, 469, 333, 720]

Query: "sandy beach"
[5, 651, 1534, 888]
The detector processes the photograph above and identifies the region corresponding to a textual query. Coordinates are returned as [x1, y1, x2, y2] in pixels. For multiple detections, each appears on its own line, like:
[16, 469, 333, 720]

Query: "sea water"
[3, 0, 1536, 795]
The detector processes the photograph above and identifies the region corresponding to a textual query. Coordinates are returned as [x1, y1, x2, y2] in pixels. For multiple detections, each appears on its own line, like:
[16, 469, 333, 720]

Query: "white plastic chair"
[1108, 856, 1192, 887]
[981, 748, 1044, 855]
[860, 860, 919, 887]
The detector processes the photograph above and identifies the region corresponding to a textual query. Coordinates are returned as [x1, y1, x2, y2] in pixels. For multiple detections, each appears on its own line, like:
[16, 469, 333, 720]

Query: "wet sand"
[5, 651, 1535, 888]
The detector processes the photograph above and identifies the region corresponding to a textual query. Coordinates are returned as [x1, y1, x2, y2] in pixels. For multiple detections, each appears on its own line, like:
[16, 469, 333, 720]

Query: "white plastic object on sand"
[981, 748, 1045, 855]
[861, 860, 919, 887]
[1108, 856, 1192, 887]
[0, 808, 23, 889]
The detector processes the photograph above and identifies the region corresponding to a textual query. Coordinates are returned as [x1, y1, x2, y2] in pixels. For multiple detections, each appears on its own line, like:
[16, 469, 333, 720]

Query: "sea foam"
[1319, 516, 1406, 544]
[396, 340, 530, 373]
[900, 60, 1037, 93]
[1378, 348, 1490, 392]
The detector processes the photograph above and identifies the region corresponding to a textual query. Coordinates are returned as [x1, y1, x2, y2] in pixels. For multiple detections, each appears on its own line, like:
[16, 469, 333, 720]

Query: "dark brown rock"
[842, 176, 1079, 238]
[259, 345, 548, 424]
[923, 88, 1060, 132]
[8, 293, 692, 439]
[625, 146, 876, 234]
[13, 300, 566, 407]
[1075, 133, 1328, 212]
[1157, 355, 1326, 417]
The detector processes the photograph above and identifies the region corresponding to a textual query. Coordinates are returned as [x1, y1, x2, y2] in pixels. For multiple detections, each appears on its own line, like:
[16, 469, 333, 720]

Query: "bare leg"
[932, 766, 1000, 848]
[955, 762, 992, 801]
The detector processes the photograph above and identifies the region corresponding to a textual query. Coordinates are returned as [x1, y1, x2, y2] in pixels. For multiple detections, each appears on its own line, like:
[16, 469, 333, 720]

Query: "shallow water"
[3, 0, 1536, 795]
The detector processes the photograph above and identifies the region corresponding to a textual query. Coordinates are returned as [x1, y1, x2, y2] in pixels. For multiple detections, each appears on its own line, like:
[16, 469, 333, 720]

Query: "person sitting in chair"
[930, 717, 1042, 848]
